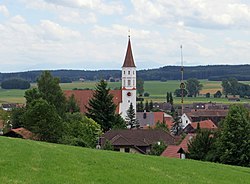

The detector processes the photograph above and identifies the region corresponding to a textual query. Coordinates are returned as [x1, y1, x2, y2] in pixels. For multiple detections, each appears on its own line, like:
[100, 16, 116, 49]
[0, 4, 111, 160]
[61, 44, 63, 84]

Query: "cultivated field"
[0, 136, 249, 184]
[1, 80, 250, 105]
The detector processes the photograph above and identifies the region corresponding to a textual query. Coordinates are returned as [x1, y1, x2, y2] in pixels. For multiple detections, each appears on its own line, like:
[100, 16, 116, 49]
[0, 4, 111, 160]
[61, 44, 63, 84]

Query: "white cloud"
[128, 0, 250, 29]
[0, 5, 9, 17]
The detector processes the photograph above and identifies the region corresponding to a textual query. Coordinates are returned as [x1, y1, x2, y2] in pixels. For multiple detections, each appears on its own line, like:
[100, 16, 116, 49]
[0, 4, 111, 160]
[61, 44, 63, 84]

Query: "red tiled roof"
[161, 133, 196, 158]
[11, 128, 34, 139]
[191, 120, 218, 129]
[122, 38, 136, 67]
[64, 90, 122, 114]
[161, 145, 181, 158]
[153, 112, 165, 124]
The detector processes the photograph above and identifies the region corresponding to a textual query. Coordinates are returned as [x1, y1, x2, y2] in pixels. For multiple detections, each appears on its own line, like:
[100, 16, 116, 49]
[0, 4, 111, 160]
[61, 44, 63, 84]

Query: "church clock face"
[127, 92, 131, 97]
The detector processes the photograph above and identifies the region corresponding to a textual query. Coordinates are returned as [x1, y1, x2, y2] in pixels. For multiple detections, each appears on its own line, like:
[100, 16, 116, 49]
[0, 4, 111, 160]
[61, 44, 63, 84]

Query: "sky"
[0, 0, 250, 72]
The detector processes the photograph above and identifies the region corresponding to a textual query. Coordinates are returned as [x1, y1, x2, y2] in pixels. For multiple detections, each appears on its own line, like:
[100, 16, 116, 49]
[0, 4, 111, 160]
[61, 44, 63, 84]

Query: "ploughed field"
[0, 80, 250, 104]
[0, 136, 249, 184]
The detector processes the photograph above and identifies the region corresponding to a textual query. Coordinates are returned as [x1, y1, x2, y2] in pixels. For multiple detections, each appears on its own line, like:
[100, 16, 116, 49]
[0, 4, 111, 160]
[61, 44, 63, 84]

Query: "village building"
[181, 109, 228, 128]
[136, 111, 174, 129]
[161, 133, 195, 159]
[64, 36, 137, 119]
[100, 129, 176, 154]
[183, 119, 218, 133]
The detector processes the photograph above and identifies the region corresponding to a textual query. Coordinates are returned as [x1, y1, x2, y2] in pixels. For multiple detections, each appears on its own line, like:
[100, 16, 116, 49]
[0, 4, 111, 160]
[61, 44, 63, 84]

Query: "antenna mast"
[180, 45, 185, 115]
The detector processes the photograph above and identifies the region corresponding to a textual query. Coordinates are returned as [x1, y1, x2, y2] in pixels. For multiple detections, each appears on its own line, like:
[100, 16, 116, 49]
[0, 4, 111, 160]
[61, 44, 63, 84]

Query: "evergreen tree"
[216, 105, 250, 167]
[169, 92, 173, 105]
[166, 92, 170, 103]
[86, 80, 117, 132]
[149, 100, 154, 111]
[125, 103, 139, 129]
[66, 94, 80, 113]
[137, 100, 144, 112]
[145, 100, 149, 112]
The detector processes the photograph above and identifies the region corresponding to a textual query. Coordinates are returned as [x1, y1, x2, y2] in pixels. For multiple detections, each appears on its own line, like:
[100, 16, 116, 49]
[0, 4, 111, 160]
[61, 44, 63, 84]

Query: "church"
[64, 36, 137, 119]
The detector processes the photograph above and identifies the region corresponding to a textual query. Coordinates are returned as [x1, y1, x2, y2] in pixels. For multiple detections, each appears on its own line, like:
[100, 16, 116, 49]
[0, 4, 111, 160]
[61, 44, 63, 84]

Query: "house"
[161, 133, 196, 159]
[1, 103, 24, 111]
[181, 109, 228, 128]
[183, 120, 218, 133]
[100, 129, 176, 154]
[136, 111, 174, 129]
[64, 36, 137, 120]
[153, 102, 172, 111]
[3, 128, 35, 140]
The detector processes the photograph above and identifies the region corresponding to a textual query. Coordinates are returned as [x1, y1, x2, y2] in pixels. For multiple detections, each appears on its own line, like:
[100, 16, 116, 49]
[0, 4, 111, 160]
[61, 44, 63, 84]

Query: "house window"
[125, 147, 130, 153]
[133, 71, 134, 75]
[133, 80, 135, 86]
[186, 120, 188, 124]
[128, 71, 130, 75]
[123, 80, 125, 87]
[124, 71, 125, 74]
[128, 80, 131, 86]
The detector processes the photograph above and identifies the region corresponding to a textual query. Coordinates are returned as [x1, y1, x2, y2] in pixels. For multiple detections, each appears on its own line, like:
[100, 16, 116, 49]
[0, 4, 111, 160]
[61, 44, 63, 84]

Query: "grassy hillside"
[0, 136, 249, 184]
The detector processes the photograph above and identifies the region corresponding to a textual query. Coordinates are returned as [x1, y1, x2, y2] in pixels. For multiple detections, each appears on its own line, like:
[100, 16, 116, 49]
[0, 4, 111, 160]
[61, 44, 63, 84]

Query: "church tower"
[120, 36, 137, 119]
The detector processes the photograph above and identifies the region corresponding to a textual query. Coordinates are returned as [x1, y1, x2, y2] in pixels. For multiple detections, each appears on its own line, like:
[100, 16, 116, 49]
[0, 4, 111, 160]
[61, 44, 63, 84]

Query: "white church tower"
[120, 36, 137, 119]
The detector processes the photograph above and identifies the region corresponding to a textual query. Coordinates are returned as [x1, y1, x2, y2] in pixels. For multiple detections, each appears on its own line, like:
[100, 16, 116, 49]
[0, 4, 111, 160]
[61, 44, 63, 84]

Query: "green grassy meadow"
[0, 136, 249, 184]
[1, 80, 250, 105]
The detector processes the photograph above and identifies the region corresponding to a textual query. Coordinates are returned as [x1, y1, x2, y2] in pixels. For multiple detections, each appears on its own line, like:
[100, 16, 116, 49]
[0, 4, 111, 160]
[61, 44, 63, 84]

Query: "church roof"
[122, 37, 136, 67]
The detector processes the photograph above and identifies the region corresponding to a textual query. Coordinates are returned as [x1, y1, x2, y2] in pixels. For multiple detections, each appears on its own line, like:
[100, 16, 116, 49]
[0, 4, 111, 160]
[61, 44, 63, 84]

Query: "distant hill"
[1, 65, 250, 82]
[0, 136, 249, 184]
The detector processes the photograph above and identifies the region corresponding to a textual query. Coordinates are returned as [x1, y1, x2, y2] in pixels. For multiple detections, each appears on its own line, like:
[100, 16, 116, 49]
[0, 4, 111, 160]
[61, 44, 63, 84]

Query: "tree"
[169, 92, 173, 105]
[166, 92, 170, 103]
[149, 100, 154, 111]
[155, 121, 169, 132]
[174, 88, 188, 97]
[66, 94, 80, 113]
[86, 80, 117, 132]
[144, 92, 150, 97]
[145, 100, 149, 112]
[37, 71, 66, 116]
[216, 105, 250, 167]
[137, 79, 144, 96]
[187, 130, 215, 161]
[137, 100, 144, 112]
[103, 140, 114, 150]
[149, 141, 167, 156]
[125, 103, 139, 129]
[61, 113, 102, 148]
[214, 90, 222, 98]
[1, 78, 30, 89]
[24, 88, 41, 106]
[112, 114, 126, 129]
[11, 107, 26, 128]
[185, 78, 203, 97]
[22, 99, 63, 143]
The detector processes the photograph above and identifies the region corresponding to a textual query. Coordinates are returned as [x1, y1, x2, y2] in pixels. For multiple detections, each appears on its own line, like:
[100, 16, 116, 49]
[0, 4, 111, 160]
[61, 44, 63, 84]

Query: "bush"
[1, 78, 30, 89]
[144, 92, 150, 97]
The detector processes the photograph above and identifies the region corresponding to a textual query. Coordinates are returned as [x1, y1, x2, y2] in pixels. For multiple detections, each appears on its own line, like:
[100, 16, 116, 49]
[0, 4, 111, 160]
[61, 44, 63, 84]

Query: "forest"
[0, 65, 250, 82]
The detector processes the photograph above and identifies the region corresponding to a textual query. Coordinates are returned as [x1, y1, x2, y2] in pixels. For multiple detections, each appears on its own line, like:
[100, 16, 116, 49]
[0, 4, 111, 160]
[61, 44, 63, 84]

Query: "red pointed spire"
[122, 37, 136, 67]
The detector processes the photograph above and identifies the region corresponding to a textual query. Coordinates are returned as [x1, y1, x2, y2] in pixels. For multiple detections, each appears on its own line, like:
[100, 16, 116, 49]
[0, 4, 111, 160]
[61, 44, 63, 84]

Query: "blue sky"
[0, 0, 250, 72]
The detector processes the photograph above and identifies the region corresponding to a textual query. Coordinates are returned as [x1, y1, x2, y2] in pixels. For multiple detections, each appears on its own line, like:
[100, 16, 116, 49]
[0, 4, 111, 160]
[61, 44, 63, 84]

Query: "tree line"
[1, 65, 250, 82]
